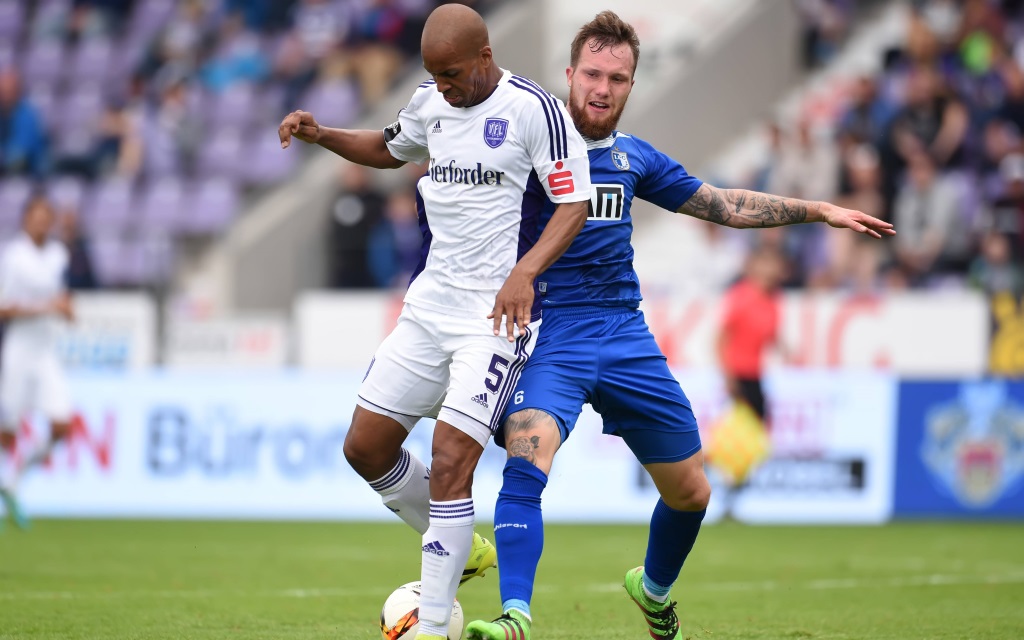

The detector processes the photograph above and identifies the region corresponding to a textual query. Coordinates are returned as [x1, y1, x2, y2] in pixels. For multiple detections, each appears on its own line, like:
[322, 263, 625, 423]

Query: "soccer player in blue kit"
[465, 11, 895, 640]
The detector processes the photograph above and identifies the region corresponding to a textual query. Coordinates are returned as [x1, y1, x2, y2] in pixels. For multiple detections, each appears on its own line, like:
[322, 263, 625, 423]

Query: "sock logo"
[422, 541, 450, 556]
[471, 393, 489, 408]
[493, 522, 528, 531]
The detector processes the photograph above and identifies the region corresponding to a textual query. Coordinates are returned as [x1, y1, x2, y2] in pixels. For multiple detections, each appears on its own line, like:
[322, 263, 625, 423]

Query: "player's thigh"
[495, 329, 596, 452]
[438, 318, 541, 449]
[35, 356, 72, 425]
[0, 362, 35, 429]
[595, 314, 701, 464]
[356, 304, 450, 428]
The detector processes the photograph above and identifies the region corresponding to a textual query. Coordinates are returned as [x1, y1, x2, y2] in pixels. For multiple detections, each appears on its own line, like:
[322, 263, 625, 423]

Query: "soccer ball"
[379, 581, 464, 640]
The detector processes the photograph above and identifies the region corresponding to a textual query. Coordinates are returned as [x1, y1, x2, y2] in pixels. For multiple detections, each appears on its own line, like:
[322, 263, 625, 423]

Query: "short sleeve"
[514, 83, 591, 203]
[634, 137, 703, 212]
[383, 97, 430, 164]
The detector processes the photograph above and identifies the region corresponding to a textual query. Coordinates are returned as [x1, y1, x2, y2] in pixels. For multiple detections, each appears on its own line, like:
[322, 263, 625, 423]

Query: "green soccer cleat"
[0, 488, 29, 531]
[465, 610, 531, 640]
[460, 532, 497, 585]
[623, 566, 681, 640]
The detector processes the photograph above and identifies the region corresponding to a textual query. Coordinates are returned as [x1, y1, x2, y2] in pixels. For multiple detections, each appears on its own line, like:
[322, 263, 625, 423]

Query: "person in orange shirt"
[717, 246, 788, 425]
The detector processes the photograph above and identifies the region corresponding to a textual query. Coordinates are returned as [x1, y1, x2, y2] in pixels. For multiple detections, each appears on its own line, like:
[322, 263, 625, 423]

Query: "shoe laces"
[645, 600, 679, 637]
[493, 613, 528, 639]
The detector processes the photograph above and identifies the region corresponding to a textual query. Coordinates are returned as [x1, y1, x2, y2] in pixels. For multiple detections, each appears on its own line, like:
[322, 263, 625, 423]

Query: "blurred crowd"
[0, 0, 488, 288]
[740, 0, 1024, 299]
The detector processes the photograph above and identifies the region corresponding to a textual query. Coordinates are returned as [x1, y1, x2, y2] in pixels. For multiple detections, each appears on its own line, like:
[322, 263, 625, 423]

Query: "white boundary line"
[2, 573, 1023, 601]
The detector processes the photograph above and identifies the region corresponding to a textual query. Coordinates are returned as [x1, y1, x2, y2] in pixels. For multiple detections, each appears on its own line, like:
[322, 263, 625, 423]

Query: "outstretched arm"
[278, 110, 406, 169]
[678, 184, 895, 238]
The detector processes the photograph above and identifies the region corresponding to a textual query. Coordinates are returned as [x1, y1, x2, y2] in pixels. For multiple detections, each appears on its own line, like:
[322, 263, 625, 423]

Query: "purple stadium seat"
[204, 82, 257, 129]
[196, 128, 244, 179]
[0, 177, 33, 235]
[81, 178, 135, 236]
[300, 79, 359, 129]
[69, 37, 113, 86]
[241, 130, 298, 186]
[47, 175, 87, 212]
[182, 177, 239, 235]
[0, 1, 24, 41]
[137, 176, 186, 234]
[20, 39, 66, 85]
[128, 0, 176, 42]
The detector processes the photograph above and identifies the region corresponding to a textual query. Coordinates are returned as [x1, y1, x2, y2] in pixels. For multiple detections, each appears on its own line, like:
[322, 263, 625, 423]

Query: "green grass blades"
[0, 521, 1022, 639]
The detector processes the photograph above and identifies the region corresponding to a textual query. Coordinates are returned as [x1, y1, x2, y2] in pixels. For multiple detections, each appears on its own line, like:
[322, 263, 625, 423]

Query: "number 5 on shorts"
[485, 354, 510, 393]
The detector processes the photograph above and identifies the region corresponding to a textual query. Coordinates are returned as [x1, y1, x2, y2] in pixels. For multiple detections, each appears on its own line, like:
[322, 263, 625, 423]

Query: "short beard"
[567, 93, 627, 140]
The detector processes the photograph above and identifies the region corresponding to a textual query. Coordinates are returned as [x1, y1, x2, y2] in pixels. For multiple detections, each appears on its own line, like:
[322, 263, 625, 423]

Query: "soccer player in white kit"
[277, 5, 591, 639]
[0, 194, 74, 530]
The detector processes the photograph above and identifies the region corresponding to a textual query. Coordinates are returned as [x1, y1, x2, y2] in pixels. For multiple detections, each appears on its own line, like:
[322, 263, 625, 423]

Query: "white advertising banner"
[164, 317, 290, 369]
[294, 291, 988, 376]
[15, 370, 896, 524]
[58, 293, 156, 370]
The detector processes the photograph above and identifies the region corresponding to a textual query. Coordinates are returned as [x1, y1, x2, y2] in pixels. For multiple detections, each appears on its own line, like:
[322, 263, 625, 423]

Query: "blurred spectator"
[143, 79, 198, 179]
[794, 0, 853, 69]
[327, 163, 384, 289]
[58, 206, 97, 290]
[0, 67, 48, 178]
[836, 75, 895, 152]
[199, 13, 270, 94]
[968, 231, 1023, 297]
[985, 152, 1024, 257]
[884, 64, 970, 172]
[275, 0, 353, 110]
[892, 152, 965, 284]
[368, 189, 422, 288]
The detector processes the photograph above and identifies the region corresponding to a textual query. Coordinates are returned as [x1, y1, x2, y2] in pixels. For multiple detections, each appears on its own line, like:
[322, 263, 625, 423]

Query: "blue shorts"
[497, 307, 701, 464]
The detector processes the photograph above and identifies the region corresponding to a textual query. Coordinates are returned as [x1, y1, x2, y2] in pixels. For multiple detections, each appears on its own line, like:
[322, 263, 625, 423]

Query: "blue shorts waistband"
[542, 305, 636, 321]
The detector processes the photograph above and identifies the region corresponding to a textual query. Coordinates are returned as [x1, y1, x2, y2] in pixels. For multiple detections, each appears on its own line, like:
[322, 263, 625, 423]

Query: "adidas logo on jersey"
[422, 541, 450, 556]
[431, 120, 443, 133]
[471, 393, 489, 408]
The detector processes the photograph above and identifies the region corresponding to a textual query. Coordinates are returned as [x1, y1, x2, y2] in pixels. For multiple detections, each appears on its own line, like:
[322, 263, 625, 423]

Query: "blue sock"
[643, 499, 706, 598]
[494, 457, 547, 618]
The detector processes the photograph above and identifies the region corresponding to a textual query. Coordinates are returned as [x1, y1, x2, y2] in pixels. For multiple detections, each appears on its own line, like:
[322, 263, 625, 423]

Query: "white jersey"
[384, 68, 591, 318]
[0, 233, 69, 354]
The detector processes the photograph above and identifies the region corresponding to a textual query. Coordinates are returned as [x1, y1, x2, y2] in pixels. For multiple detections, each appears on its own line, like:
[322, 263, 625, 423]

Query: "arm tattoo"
[679, 184, 819, 229]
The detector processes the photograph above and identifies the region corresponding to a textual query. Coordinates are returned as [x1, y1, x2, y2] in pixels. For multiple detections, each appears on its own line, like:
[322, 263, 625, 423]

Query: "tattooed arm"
[678, 184, 894, 238]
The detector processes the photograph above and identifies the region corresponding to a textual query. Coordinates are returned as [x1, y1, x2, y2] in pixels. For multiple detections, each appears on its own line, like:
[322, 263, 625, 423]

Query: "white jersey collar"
[583, 131, 623, 150]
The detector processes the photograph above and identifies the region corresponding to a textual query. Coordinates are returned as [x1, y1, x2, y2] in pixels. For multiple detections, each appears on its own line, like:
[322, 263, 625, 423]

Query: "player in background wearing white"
[0, 194, 75, 530]
[278, 5, 591, 639]
[465, 11, 894, 640]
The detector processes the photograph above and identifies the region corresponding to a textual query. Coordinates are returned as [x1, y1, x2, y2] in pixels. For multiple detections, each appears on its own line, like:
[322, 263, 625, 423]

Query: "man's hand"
[489, 266, 535, 342]
[52, 294, 74, 322]
[822, 204, 895, 239]
[279, 110, 322, 149]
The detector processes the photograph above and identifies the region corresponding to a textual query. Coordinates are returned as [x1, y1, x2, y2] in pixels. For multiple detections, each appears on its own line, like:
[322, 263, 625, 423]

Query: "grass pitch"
[0, 520, 1021, 639]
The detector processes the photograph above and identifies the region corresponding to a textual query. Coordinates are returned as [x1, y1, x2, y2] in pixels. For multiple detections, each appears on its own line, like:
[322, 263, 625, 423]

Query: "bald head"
[422, 4, 489, 58]
[420, 4, 501, 108]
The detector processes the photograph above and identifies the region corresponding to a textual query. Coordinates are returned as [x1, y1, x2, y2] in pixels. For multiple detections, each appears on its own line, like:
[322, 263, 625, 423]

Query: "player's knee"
[342, 431, 396, 480]
[51, 421, 71, 441]
[662, 471, 711, 512]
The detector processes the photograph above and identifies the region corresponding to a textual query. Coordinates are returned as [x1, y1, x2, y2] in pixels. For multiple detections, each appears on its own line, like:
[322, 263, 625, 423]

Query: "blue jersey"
[536, 132, 703, 309]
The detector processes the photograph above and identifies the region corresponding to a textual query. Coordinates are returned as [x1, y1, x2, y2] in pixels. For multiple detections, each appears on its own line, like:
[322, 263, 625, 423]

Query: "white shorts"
[0, 350, 72, 432]
[356, 303, 540, 447]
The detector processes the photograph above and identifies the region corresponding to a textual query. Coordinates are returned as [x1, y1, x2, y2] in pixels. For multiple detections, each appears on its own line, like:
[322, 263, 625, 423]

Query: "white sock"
[418, 499, 474, 637]
[367, 448, 431, 534]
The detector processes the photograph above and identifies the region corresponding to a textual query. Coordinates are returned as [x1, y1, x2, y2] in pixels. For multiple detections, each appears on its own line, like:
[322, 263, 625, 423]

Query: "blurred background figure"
[0, 195, 74, 530]
[368, 186, 422, 289]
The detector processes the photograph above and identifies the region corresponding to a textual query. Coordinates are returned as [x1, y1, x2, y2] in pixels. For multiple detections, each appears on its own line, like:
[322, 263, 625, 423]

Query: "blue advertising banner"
[894, 380, 1024, 517]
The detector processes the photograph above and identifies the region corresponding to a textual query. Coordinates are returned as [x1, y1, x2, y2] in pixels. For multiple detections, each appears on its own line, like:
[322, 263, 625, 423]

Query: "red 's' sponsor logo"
[547, 161, 575, 195]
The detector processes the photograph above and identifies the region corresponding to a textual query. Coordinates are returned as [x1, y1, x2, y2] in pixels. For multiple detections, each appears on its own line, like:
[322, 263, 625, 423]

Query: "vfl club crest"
[483, 118, 508, 148]
[922, 382, 1024, 507]
[611, 148, 630, 171]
